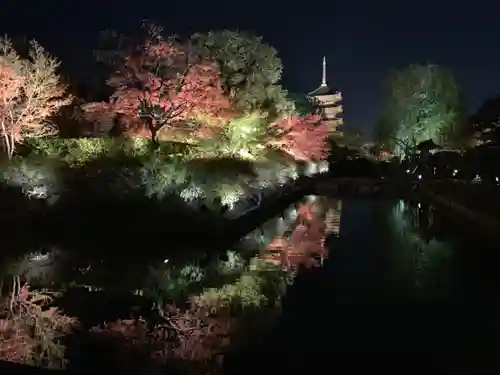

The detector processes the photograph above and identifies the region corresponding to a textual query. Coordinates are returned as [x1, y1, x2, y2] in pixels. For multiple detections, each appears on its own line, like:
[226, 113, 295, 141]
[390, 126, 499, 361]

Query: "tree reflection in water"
[387, 199, 454, 293]
[261, 196, 337, 279]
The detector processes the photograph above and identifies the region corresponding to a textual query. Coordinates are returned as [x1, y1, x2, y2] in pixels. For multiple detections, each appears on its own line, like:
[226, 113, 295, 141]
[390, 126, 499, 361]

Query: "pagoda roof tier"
[308, 84, 338, 97]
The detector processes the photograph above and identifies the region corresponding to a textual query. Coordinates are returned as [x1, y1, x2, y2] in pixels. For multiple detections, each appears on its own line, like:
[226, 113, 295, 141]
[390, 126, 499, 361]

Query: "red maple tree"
[80, 101, 116, 135]
[83, 26, 230, 144]
[267, 114, 330, 161]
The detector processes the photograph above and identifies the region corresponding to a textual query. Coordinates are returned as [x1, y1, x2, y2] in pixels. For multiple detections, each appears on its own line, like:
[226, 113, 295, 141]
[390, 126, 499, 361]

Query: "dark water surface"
[3, 192, 500, 374]
[231, 198, 500, 374]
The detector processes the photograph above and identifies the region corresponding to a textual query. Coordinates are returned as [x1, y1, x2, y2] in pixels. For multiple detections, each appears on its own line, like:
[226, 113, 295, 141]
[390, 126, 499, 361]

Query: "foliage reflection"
[262, 196, 339, 279]
[386, 199, 454, 293]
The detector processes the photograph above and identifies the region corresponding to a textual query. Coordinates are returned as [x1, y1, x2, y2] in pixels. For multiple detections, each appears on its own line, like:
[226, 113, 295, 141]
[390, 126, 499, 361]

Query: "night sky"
[1, 0, 500, 136]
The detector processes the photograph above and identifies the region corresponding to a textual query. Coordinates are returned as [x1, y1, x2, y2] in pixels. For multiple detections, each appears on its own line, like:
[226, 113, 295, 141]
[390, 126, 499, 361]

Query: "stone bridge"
[314, 176, 412, 198]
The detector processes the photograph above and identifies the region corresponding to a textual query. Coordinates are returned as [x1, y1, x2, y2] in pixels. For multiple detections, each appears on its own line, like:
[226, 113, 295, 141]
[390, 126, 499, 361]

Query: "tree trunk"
[1, 120, 14, 159]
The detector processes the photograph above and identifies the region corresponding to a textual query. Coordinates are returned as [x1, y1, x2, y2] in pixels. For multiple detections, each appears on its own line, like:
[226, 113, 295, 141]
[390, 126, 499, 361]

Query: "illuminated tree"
[267, 114, 330, 161]
[0, 38, 71, 158]
[199, 111, 268, 159]
[79, 101, 116, 136]
[84, 23, 230, 145]
[198, 110, 331, 162]
[378, 64, 465, 157]
[287, 92, 316, 116]
[465, 95, 500, 146]
[191, 30, 294, 116]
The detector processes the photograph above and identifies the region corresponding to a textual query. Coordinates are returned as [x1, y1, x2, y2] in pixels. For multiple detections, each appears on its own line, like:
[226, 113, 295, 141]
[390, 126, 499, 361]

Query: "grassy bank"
[0, 135, 304, 273]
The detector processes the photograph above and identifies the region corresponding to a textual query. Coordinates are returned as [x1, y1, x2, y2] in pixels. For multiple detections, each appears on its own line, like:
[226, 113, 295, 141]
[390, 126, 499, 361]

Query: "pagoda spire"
[321, 56, 327, 87]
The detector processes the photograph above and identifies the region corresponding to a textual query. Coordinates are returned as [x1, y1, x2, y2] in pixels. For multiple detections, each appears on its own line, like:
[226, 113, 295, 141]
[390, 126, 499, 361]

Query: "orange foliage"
[0, 63, 23, 109]
[80, 101, 116, 135]
[0, 40, 71, 157]
[268, 114, 330, 161]
[262, 202, 327, 270]
[89, 301, 232, 374]
[0, 282, 77, 368]
[83, 34, 230, 142]
[0, 62, 23, 145]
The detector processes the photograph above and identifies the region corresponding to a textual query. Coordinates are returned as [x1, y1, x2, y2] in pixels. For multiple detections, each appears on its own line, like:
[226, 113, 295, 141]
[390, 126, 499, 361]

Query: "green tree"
[199, 111, 269, 160]
[191, 30, 294, 117]
[378, 64, 465, 157]
[466, 95, 500, 146]
[287, 92, 315, 116]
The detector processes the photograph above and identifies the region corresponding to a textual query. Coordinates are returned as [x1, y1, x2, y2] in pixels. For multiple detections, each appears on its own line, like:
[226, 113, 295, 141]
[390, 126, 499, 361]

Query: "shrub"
[140, 156, 188, 199]
[192, 257, 284, 312]
[10, 137, 269, 203]
[88, 304, 231, 375]
[144, 263, 206, 302]
[0, 156, 60, 201]
[0, 280, 77, 369]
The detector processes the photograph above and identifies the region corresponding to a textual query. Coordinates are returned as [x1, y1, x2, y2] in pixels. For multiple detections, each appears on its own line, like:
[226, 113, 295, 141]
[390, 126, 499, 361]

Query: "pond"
[2, 192, 500, 374]
[231, 196, 500, 374]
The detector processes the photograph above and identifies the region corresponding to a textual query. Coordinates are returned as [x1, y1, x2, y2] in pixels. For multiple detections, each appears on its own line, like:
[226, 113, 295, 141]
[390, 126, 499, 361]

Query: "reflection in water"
[1, 197, 343, 292]
[325, 199, 342, 237]
[1, 248, 62, 287]
[387, 199, 454, 292]
[1, 197, 456, 298]
[252, 197, 457, 297]
[262, 196, 342, 275]
[6, 194, 500, 373]
[253, 199, 497, 374]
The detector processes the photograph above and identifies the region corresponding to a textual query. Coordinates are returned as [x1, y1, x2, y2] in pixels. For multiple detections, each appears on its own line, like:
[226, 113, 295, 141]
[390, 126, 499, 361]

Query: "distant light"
[30, 253, 50, 262]
[305, 162, 318, 176]
[164, 258, 169, 264]
[406, 169, 410, 173]
[417, 174, 422, 180]
[318, 161, 329, 173]
[417, 203, 421, 209]
[276, 217, 287, 233]
[285, 207, 298, 221]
